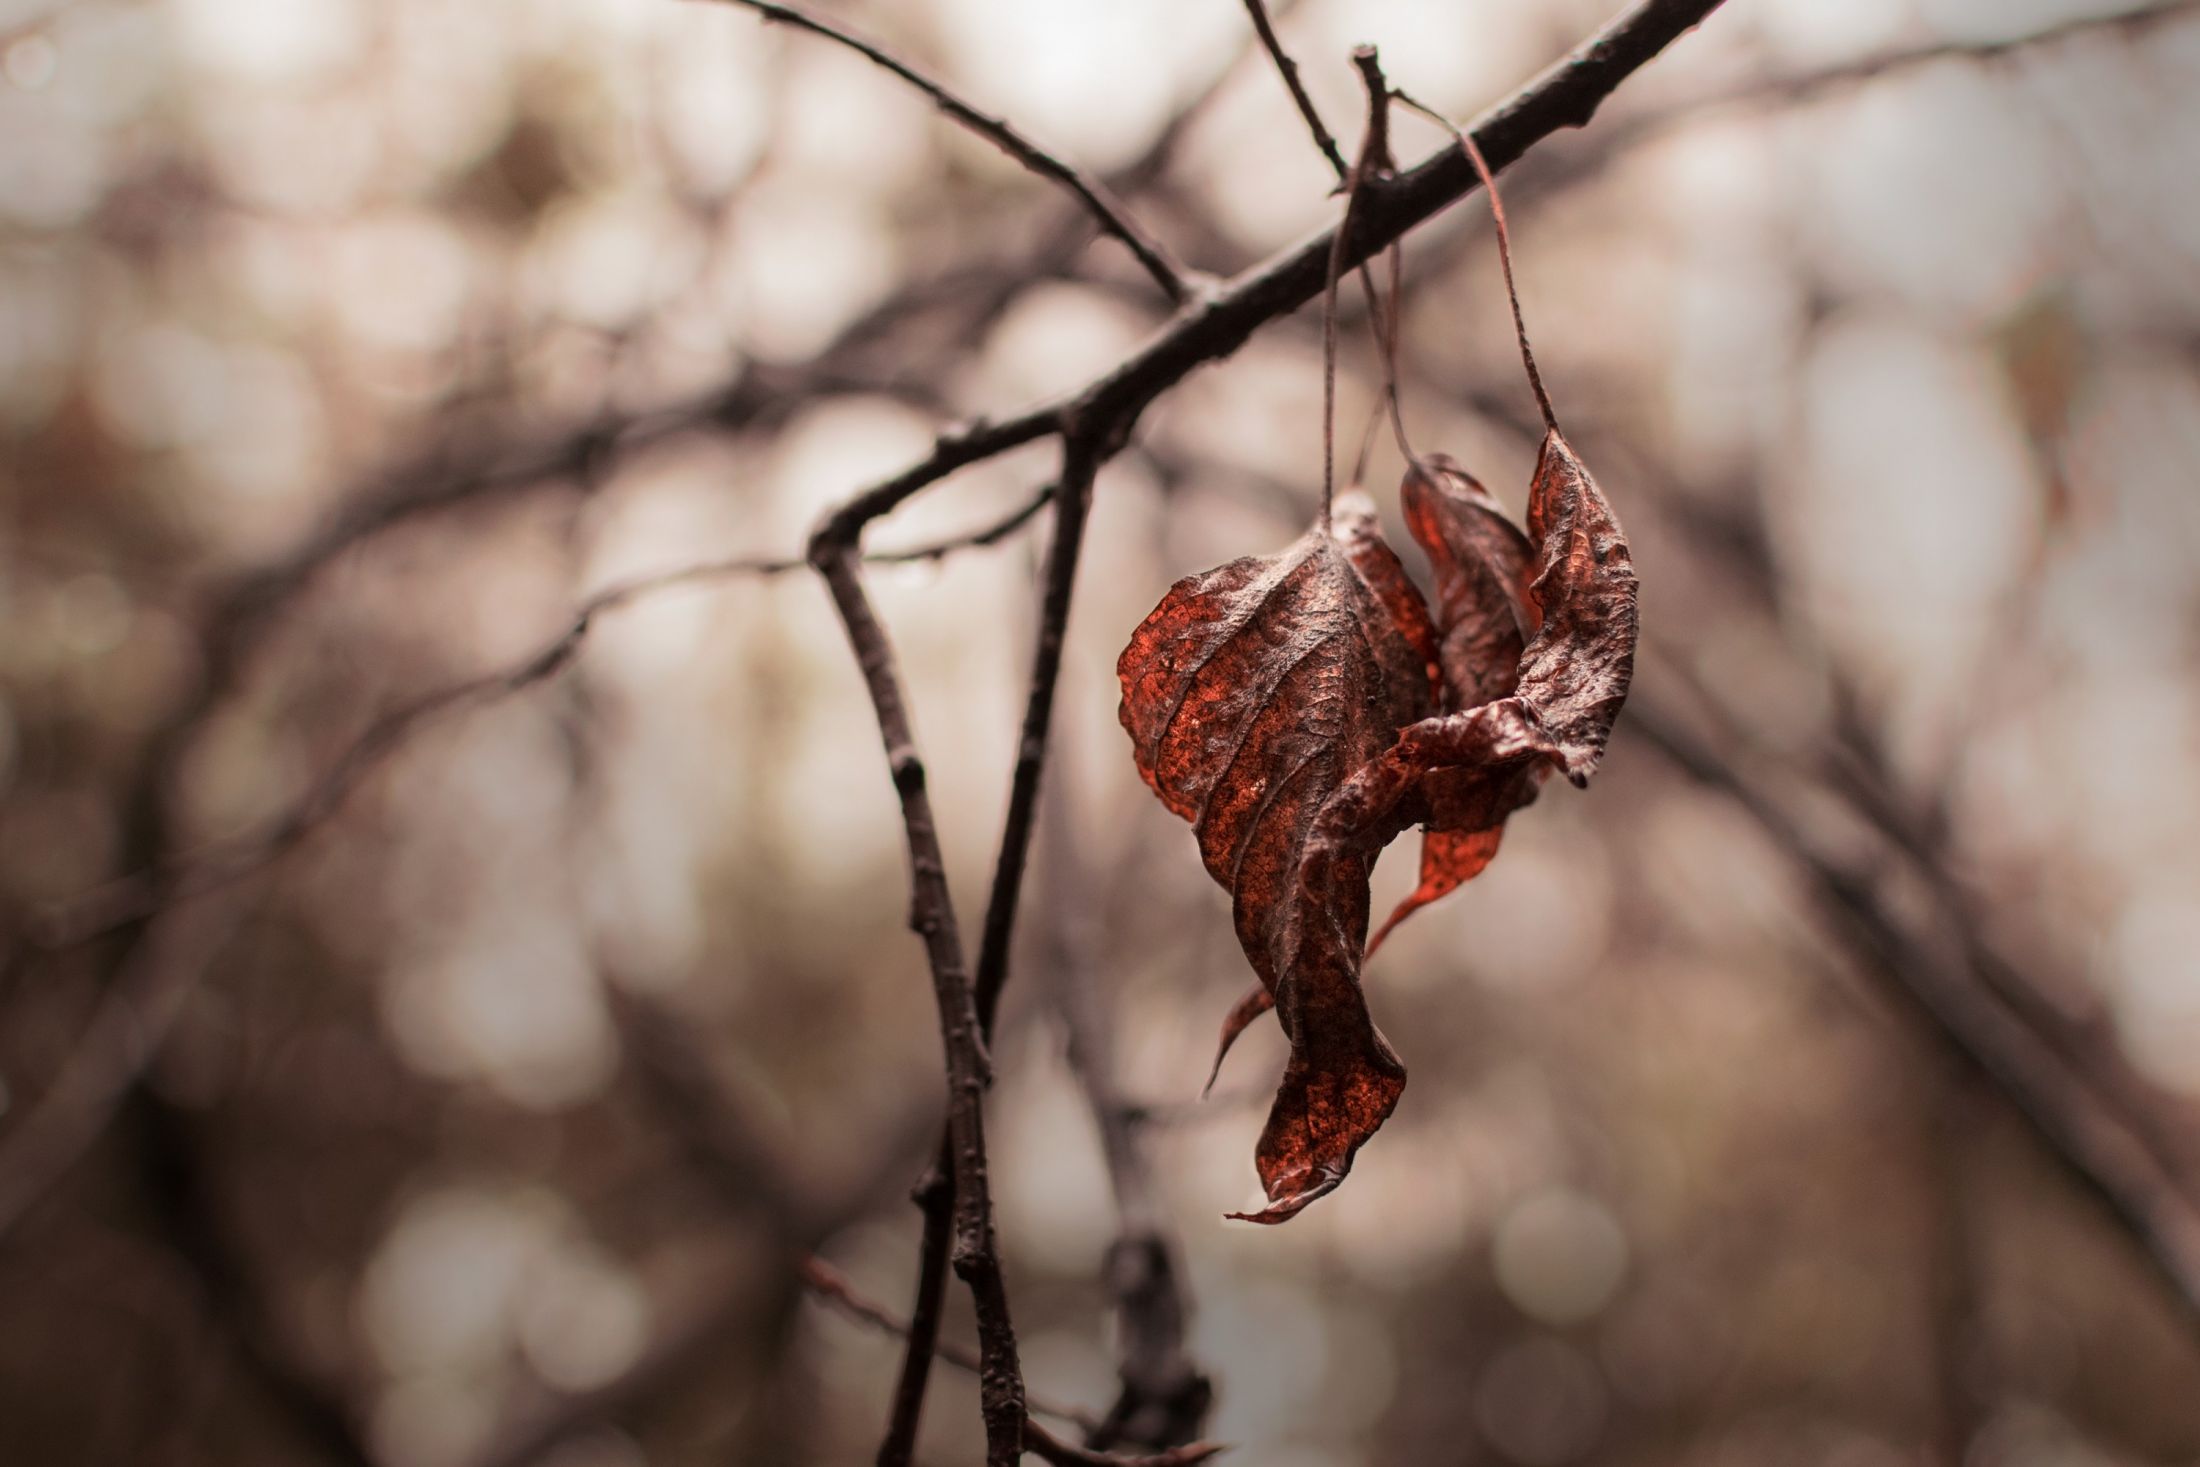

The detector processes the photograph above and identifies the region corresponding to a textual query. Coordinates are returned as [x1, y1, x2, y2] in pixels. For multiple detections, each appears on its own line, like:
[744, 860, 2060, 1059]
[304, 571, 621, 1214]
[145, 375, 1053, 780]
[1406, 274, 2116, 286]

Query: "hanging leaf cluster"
[1115, 109, 1639, 1223]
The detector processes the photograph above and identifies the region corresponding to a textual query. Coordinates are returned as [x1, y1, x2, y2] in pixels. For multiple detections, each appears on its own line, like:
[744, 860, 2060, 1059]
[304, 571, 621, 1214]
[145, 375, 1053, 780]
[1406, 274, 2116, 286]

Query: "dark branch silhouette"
[1238, 0, 1348, 177]
[697, 0, 1197, 303]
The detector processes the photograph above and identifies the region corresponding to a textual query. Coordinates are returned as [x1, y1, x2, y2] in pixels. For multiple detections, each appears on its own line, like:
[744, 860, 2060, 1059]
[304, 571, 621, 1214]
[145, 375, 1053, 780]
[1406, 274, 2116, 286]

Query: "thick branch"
[800, 0, 1733, 543]
[700, 0, 1194, 303]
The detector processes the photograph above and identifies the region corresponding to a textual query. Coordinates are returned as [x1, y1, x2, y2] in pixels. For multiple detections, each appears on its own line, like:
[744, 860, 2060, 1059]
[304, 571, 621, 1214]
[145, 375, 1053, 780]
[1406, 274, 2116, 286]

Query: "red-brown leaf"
[1119, 494, 1432, 1220]
[1118, 493, 1435, 995]
[1350, 436, 1636, 868]
[1514, 429, 1638, 785]
[1228, 828, 1403, 1222]
[1363, 434, 1637, 950]
[1401, 453, 1536, 710]
[1359, 453, 1545, 949]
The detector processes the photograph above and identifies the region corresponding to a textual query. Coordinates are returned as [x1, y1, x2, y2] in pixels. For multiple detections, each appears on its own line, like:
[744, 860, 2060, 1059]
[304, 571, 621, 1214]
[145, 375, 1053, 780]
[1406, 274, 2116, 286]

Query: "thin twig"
[1237, 0, 1348, 177]
[873, 1162, 952, 1467]
[699, 0, 1195, 304]
[1684, 0, 2200, 112]
[800, 1259, 1225, 1464]
[797, 1257, 1103, 1435]
[1235, 3, 1417, 472]
[36, 484, 1055, 955]
[975, 437, 1103, 1040]
[872, 433, 1103, 1466]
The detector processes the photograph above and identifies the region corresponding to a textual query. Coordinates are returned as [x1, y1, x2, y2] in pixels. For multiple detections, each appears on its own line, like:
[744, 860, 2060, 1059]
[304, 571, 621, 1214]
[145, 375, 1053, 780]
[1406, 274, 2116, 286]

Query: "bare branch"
[187, 11, 1284, 724]
[807, 534, 1029, 1465]
[866, 433, 1103, 1465]
[697, 0, 1196, 303]
[974, 436, 1101, 1036]
[819, 0, 1730, 543]
[798, 1257, 1103, 1435]
[801, 1259, 1226, 1463]
[777, 12, 1738, 1452]
[1022, 1417, 1225, 1467]
[1318, 46, 1394, 524]
[1237, 0, 1348, 177]
[39, 482, 1055, 955]
[1695, 0, 2200, 111]
[18, 0, 1735, 1440]
[172, 0, 2139, 712]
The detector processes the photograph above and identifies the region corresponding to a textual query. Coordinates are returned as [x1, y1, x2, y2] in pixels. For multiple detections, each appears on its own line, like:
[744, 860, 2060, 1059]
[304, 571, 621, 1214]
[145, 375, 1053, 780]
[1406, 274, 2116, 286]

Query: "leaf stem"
[1392, 89, 1561, 435]
[1322, 47, 1395, 527]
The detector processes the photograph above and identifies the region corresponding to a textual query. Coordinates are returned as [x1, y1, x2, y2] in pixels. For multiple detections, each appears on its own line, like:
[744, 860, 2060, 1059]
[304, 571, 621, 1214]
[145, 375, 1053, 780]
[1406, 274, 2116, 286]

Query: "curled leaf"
[1228, 805, 1404, 1222]
[1117, 492, 1435, 995]
[1512, 429, 1638, 786]
[1365, 434, 1637, 949]
[1364, 453, 1541, 950]
[1119, 494, 1433, 1219]
[1116, 101, 1639, 1223]
[1401, 453, 1535, 710]
[1225, 432, 1636, 1219]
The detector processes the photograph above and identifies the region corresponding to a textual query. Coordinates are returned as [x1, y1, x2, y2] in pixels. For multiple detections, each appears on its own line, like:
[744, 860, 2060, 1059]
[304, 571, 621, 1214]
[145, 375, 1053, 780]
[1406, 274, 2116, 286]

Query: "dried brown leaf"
[1514, 429, 1638, 786]
[1120, 493, 1431, 1220]
[1118, 492, 1435, 995]
[1401, 453, 1536, 711]
[1362, 453, 1541, 949]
